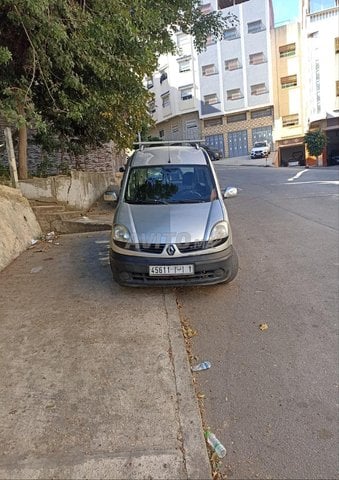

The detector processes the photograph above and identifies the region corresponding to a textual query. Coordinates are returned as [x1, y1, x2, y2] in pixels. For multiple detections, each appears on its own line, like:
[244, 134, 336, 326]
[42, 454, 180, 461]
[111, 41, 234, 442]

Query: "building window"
[202, 64, 217, 76]
[159, 130, 164, 138]
[223, 28, 239, 40]
[279, 43, 296, 58]
[146, 78, 153, 89]
[282, 114, 299, 127]
[204, 117, 223, 128]
[177, 33, 190, 56]
[178, 59, 191, 72]
[180, 86, 193, 101]
[281, 75, 297, 89]
[249, 52, 266, 65]
[148, 100, 156, 113]
[227, 112, 246, 123]
[336, 80, 339, 96]
[247, 20, 265, 34]
[200, 2, 212, 14]
[160, 71, 168, 84]
[251, 107, 272, 119]
[206, 35, 217, 46]
[335, 37, 339, 53]
[309, 0, 337, 14]
[250, 83, 268, 95]
[227, 88, 243, 100]
[218, 0, 250, 8]
[162, 93, 170, 108]
[225, 58, 241, 70]
[204, 94, 218, 105]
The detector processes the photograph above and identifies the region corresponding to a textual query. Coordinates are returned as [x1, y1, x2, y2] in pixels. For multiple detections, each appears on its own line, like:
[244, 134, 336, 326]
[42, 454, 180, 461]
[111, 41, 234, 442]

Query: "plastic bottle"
[191, 361, 211, 372]
[204, 431, 226, 458]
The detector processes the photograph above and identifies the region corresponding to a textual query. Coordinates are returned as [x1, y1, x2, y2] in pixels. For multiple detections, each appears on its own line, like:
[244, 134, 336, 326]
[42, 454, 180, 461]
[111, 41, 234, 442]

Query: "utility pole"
[4, 127, 19, 189]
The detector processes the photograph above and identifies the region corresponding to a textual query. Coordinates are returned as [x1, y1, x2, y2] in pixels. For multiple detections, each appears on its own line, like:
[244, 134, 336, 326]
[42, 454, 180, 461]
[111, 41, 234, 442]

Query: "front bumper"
[110, 246, 235, 286]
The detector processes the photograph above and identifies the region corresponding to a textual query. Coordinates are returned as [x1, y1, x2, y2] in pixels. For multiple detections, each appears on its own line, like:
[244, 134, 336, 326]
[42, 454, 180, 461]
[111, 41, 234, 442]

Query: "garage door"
[228, 130, 248, 157]
[205, 134, 225, 158]
[252, 126, 272, 148]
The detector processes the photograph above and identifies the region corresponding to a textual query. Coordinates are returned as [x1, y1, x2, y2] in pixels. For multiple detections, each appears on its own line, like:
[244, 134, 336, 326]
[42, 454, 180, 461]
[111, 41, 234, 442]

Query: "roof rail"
[133, 140, 204, 151]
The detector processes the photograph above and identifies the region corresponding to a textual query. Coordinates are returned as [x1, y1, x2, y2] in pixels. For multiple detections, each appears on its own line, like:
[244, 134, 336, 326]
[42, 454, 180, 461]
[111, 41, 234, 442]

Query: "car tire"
[224, 248, 239, 284]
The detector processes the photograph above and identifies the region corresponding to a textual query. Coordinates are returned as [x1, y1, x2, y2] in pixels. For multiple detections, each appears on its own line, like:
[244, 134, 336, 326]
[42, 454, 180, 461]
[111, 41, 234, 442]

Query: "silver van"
[109, 143, 238, 286]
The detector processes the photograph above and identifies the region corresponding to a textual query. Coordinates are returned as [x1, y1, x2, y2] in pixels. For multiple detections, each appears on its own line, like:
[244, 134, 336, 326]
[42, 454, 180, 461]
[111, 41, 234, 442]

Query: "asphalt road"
[176, 165, 339, 480]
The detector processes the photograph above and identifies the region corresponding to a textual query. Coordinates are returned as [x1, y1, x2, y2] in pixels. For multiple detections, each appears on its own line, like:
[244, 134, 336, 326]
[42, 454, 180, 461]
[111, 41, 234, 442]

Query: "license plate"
[149, 265, 194, 276]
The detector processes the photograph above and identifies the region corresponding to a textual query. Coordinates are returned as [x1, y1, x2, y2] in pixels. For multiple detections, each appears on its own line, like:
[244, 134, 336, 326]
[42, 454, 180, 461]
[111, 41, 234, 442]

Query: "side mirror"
[104, 186, 119, 202]
[223, 187, 238, 198]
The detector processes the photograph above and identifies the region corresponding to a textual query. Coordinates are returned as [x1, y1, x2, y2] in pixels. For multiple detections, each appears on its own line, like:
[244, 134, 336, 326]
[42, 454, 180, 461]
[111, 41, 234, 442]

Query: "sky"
[272, 0, 300, 25]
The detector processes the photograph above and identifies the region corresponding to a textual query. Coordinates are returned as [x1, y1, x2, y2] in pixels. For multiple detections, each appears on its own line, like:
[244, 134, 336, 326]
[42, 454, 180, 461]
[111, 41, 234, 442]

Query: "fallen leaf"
[259, 323, 269, 331]
[197, 393, 205, 399]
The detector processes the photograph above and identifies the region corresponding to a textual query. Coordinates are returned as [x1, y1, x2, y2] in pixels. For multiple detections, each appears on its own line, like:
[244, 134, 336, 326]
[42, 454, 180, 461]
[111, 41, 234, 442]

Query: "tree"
[0, 0, 235, 178]
[304, 129, 327, 166]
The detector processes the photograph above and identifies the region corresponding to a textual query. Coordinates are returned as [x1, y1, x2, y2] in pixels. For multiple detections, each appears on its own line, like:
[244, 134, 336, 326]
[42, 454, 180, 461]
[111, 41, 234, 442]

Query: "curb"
[164, 290, 212, 480]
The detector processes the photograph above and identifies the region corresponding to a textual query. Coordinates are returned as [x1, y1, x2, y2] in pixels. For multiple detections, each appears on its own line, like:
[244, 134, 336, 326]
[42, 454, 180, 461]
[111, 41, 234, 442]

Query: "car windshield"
[254, 142, 266, 147]
[125, 165, 216, 204]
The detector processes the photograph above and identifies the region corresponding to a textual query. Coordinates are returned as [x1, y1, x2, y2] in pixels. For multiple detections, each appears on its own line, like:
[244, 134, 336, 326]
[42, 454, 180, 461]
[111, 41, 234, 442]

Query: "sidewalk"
[217, 154, 274, 167]
[0, 231, 211, 479]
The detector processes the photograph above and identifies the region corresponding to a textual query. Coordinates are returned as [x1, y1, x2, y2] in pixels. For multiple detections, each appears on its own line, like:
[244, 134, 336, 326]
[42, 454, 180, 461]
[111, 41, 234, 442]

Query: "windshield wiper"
[130, 199, 168, 204]
[176, 199, 207, 204]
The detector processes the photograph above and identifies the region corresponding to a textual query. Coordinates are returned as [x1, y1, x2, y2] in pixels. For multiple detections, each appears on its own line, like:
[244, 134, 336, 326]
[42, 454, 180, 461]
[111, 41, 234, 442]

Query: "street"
[176, 165, 339, 479]
[0, 164, 338, 479]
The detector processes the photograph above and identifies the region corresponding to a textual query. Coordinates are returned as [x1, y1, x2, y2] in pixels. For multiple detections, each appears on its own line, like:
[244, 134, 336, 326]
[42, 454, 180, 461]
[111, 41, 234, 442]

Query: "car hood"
[114, 200, 226, 244]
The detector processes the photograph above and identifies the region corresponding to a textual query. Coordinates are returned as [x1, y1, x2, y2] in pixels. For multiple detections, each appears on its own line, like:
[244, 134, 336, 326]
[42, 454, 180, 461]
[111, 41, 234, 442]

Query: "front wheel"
[224, 249, 239, 284]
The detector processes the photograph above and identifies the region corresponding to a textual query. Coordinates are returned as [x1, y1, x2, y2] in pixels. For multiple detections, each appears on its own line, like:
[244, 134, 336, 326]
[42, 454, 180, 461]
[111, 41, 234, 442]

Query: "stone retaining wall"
[0, 131, 126, 177]
[19, 170, 117, 210]
[0, 185, 41, 272]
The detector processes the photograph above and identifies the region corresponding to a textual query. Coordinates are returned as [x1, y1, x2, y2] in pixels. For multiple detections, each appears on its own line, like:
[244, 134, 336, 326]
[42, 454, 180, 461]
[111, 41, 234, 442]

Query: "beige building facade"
[271, 22, 307, 166]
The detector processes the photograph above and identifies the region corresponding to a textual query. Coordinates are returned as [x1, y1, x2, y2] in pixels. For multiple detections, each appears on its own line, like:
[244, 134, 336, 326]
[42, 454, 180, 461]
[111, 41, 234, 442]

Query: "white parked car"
[250, 141, 271, 159]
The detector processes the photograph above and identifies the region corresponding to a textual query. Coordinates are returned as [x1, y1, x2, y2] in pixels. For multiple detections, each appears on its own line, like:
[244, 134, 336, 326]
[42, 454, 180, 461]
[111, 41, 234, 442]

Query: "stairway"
[29, 200, 111, 234]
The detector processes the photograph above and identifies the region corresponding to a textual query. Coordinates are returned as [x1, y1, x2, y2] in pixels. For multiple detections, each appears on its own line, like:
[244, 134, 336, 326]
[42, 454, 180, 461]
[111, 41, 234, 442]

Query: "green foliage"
[0, 0, 235, 161]
[0, 46, 11, 64]
[304, 129, 327, 158]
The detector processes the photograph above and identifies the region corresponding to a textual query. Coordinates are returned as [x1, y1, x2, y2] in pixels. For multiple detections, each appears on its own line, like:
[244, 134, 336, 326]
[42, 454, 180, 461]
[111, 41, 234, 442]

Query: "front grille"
[177, 237, 227, 252]
[115, 237, 228, 254]
[177, 242, 204, 253]
[114, 241, 165, 253]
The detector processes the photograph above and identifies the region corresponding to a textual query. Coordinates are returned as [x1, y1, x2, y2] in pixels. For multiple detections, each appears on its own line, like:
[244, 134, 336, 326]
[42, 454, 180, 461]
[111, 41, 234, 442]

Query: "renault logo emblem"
[166, 244, 176, 256]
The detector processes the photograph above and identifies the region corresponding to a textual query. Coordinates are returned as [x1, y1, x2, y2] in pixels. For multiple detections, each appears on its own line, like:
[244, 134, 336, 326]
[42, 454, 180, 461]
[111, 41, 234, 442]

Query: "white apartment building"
[198, 0, 274, 157]
[148, 0, 275, 158]
[147, 0, 338, 165]
[147, 32, 202, 141]
[301, 0, 339, 165]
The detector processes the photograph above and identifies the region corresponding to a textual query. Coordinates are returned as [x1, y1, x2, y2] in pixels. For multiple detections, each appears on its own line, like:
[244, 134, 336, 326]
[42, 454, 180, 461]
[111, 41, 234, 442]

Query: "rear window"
[125, 165, 216, 204]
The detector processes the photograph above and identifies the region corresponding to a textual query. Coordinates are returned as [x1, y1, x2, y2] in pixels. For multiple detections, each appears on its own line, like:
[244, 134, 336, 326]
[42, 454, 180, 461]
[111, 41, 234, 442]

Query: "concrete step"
[29, 200, 113, 235]
[59, 217, 112, 234]
[31, 204, 66, 214]
[36, 211, 85, 233]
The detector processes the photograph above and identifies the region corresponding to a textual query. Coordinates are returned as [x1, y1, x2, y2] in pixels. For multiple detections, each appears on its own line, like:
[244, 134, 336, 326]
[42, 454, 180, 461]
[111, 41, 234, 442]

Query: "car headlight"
[207, 221, 229, 248]
[112, 224, 131, 243]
